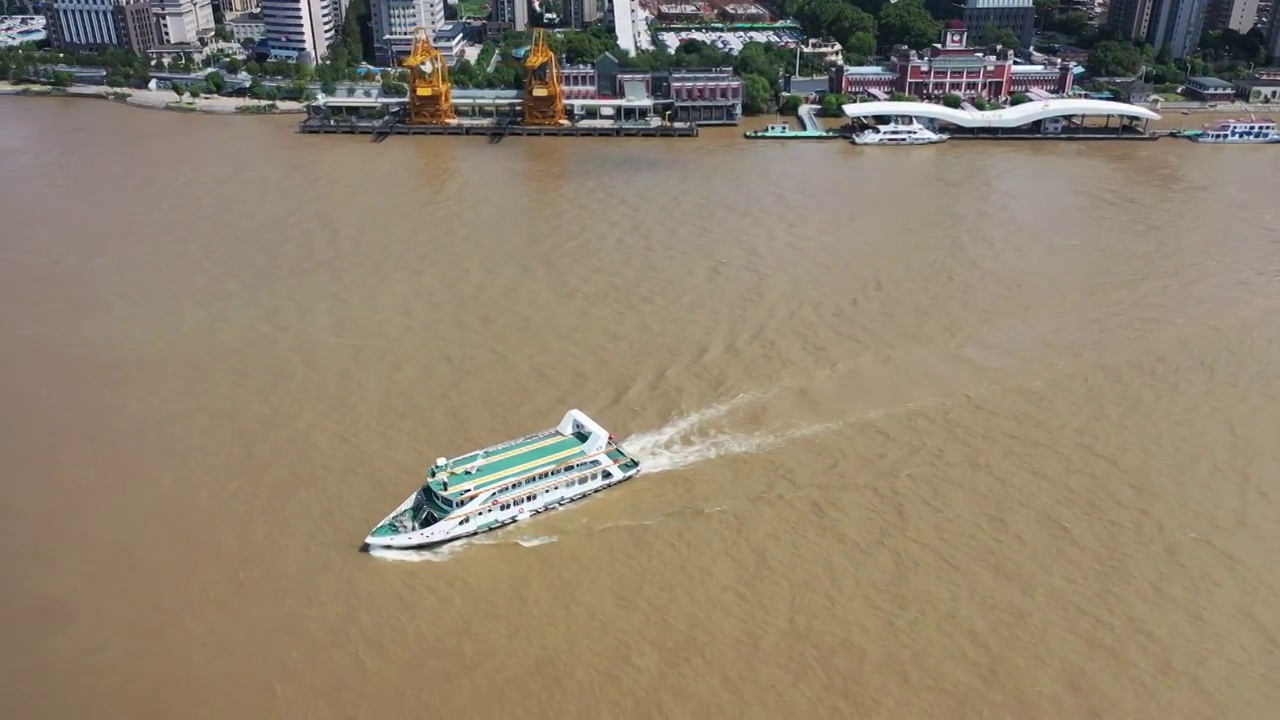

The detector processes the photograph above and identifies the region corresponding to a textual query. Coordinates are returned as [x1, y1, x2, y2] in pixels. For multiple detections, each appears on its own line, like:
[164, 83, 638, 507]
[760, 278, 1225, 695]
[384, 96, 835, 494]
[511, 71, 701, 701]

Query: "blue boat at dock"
[744, 104, 841, 139]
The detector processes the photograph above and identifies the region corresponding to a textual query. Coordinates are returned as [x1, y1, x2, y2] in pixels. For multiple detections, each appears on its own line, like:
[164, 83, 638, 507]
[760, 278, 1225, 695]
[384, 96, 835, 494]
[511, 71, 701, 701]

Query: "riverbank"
[0, 82, 306, 115]
[1154, 100, 1276, 114]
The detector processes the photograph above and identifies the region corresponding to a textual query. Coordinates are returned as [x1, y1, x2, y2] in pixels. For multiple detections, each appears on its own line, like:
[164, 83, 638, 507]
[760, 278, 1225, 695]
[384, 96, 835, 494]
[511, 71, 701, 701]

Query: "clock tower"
[940, 19, 968, 50]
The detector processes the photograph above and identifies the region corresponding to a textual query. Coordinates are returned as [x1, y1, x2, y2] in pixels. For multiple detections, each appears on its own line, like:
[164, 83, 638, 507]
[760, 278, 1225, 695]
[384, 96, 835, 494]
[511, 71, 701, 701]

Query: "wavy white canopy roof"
[840, 99, 1161, 128]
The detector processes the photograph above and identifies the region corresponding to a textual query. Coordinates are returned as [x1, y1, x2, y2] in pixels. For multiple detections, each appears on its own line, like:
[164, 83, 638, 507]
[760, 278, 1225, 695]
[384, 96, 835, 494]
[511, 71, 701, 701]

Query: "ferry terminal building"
[828, 20, 1075, 101]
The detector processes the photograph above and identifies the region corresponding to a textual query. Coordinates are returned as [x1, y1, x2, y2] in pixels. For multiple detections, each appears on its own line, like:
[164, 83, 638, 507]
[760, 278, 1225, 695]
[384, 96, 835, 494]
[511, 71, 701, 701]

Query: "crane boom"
[403, 26, 455, 125]
[521, 28, 565, 126]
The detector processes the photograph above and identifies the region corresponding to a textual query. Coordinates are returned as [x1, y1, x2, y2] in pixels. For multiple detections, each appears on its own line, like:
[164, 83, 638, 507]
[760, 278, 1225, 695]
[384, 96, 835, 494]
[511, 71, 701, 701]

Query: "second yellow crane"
[521, 29, 566, 126]
[403, 26, 455, 125]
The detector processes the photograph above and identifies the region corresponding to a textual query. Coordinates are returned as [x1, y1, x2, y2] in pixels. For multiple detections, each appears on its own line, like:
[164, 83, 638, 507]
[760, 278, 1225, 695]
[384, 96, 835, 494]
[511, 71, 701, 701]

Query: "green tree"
[818, 92, 843, 116]
[1049, 10, 1090, 37]
[105, 74, 125, 88]
[942, 92, 963, 108]
[205, 70, 225, 94]
[225, 57, 243, 75]
[1086, 40, 1143, 76]
[248, 75, 265, 99]
[324, 0, 366, 68]
[345, 85, 358, 97]
[171, 81, 185, 100]
[876, 0, 942, 49]
[320, 78, 337, 95]
[187, 82, 203, 99]
[845, 31, 876, 60]
[244, 60, 261, 76]
[1009, 91, 1030, 105]
[734, 42, 777, 79]
[972, 25, 1020, 48]
[153, 58, 167, 71]
[779, 0, 877, 47]
[779, 94, 804, 114]
[741, 73, 774, 115]
[451, 58, 476, 87]
[380, 78, 407, 96]
[559, 25, 618, 64]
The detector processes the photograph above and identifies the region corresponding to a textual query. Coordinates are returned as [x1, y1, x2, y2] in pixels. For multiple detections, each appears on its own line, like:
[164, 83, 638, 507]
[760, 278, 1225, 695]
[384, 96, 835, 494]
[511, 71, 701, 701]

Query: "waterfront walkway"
[0, 82, 305, 114]
[797, 104, 821, 133]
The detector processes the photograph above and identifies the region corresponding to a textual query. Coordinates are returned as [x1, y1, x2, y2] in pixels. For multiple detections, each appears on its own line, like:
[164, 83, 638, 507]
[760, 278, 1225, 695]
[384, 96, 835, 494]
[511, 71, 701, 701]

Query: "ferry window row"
[489, 469, 605, 512]
[494, 460, 600, 496]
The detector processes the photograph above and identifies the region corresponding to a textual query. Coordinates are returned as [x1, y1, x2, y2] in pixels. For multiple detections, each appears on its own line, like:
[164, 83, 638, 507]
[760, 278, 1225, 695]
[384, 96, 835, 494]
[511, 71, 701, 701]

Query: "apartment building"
[44, 0, 158, 54]
[152, 0, 215, 45]
[1204, 0, 1260, 32]
[370, 0, 446, 64]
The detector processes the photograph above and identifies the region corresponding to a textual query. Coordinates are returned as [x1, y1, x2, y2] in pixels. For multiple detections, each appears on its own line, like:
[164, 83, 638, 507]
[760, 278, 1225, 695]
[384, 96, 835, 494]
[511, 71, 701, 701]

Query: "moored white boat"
[1191, 117, 1280, 144]
[851, 121, 948, 146]
[364, 410, 641, 550]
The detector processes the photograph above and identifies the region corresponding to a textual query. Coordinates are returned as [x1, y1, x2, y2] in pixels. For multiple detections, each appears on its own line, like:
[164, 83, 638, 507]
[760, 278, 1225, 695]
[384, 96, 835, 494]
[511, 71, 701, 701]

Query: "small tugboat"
[1190, 117, 1280, 144]
[744, 122, 838, 139]
[851, 120, 949, 146]
[364, 410, 641, 550]
[745, 104, 839, 139]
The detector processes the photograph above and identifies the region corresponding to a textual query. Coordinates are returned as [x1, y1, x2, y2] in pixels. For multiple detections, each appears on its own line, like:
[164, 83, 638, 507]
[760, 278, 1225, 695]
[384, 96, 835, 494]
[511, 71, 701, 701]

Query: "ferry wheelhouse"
[1192, 118, 1280, 144]
[364, 410, 641, 550]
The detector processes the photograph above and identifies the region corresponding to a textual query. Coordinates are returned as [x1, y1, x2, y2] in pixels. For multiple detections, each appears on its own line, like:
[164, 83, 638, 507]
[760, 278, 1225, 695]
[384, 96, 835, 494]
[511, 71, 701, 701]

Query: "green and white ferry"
[364, 410, 641, 550]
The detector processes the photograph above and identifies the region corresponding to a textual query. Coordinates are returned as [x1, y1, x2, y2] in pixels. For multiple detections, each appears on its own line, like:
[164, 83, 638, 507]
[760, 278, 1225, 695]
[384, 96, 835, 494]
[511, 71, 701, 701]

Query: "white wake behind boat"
[364, 410, 641, 550]
[851, 121, 948, 146]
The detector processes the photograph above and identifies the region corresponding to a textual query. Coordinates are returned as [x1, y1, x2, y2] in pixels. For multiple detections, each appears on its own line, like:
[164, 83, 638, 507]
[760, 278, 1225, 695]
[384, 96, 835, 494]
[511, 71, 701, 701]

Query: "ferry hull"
[1190, 136, 1280, 144]
[364, 467, 642, 551]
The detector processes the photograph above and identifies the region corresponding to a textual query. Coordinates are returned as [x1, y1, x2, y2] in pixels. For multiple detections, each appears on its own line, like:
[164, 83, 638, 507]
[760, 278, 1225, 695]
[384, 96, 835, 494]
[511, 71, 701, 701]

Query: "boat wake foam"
[366, 545, 467, 563]
[366, 533, 559, 562]
[516, 535, 558, 547]
[620, 392, 838, 475]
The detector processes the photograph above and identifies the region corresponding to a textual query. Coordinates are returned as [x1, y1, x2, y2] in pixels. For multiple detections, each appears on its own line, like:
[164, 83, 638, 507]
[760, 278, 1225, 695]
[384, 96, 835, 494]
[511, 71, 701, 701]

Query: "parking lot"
[656, 28, 806, 56]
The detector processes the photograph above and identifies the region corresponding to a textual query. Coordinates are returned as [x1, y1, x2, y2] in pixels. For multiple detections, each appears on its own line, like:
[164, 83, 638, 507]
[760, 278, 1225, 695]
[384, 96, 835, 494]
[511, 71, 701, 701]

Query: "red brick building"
[829, 20, 1075, 101]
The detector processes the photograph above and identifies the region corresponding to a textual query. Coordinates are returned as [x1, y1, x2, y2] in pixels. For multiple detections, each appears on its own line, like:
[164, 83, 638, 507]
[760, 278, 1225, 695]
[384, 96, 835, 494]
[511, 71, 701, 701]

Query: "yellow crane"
[521, 28, 565, 126]
[402, 26, 455, 125]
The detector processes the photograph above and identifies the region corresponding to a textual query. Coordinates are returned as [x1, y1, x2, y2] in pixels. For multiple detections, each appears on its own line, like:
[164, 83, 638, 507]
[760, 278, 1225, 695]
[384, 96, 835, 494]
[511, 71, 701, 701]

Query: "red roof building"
[829, 22, 1075, 101]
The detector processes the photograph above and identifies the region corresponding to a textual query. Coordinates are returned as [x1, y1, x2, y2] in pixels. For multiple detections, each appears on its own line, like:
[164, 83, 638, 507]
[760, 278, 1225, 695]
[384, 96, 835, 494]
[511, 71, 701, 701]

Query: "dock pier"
[298, 119, 699, 139]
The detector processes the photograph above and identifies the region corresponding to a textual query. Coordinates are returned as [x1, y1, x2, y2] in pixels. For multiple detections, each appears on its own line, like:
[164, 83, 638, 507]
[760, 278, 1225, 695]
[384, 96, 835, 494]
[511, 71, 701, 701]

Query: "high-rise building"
[1147, 0, 1210, 58]
[220, 0, 261, 13]
[44, 0, 159, 53]
[1204, 0, 1260, 31]
[491, 0, 528, 30]
[152, 0, 216, 45]
[1107, 0, 1209, 58]
[1105, 0, 1158, 38]
[924, 0, 1036, 49]
[262, 0, 336, 60]
[1269, 2, 1280, 60]
[369, 0, 445, 64]
[565, 0, 604, 28]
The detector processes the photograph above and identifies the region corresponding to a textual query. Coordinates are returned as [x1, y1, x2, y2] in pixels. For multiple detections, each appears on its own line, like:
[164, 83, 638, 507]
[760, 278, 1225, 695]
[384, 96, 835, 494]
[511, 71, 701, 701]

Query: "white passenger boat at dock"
[851, 120, 949, 146]
[364, 410, 641, 550]
[1190, 117, 1280, 144]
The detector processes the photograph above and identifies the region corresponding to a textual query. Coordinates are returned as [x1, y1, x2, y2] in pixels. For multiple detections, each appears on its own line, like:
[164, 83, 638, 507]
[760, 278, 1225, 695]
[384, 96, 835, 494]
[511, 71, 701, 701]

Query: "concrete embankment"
[0, 82, 305, 115]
